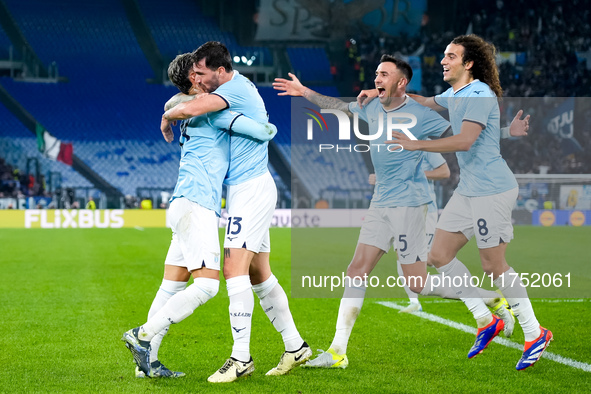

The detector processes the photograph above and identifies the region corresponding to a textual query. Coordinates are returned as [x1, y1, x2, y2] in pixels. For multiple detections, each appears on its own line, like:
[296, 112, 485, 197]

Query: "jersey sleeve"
[424, 152, 446, 170]
[211, 74, 259, 110]
[207, 109, 239, 130]
[433, 88, 452, 109]
[211, 79, 241, 109]
[208, 110, 277, 141]
[421, 107, 451, 138]
[463, 96, 497, 128]
[348, 101, 369, 123]
[231, 116, 277, 141]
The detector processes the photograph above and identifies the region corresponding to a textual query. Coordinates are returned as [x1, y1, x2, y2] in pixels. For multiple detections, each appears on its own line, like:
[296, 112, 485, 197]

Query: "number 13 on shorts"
[226, 216, 243, 236]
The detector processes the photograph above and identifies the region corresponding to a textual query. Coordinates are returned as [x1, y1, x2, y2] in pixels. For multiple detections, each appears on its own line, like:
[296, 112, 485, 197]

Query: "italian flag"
[35, 124, 73, 165]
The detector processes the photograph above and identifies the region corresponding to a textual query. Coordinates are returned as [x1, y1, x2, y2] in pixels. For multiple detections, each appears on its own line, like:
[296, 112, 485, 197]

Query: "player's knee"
[198, 277, 219, 296]
[427, 250, 450, 268]
[188, 278, 219, 305]
[406, 274, 426, 294]
[346, 263, 366, 279]
[408, 283, 424, 294]
[346, 254, 373, 278]
[481, 261, 495, 276]
[222, 256, 241, 278]
[249, 261, 272, 285]
[222, 264, 235, 279]
[249, 269, 268, 285]
[480, 257, 506, 277]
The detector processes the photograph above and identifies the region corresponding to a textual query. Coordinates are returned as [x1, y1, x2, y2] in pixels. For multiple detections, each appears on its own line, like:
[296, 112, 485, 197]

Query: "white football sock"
[478, 289, 503, 308]
[420, 274, 459, 298]
[420, 273, 501, 307]
[330, 278, 366, 355]
[227, 275, 254, 362]
[437, 258, 491, 327]
[253, 274, 304, 352]
[397, 261, 419, 302]
[148, 279, 187, 363]
[139, 277, 219, 341]
[494, 267, 541, 341]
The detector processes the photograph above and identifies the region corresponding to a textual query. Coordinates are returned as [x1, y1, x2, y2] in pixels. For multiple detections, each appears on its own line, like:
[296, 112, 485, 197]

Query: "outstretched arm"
[225, 115, 278, 142]
[408, 93, 446, 112]
[273, 72, 351, 113]
[387, 121, 482, 153]
[425, 163, 450, 180]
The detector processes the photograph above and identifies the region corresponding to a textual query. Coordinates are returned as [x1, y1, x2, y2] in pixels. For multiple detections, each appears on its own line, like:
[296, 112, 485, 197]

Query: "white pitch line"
[418, 299, 589, 304]
[377, 301, 591, 373]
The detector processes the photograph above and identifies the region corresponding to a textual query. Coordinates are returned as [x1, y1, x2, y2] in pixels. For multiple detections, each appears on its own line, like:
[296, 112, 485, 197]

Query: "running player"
[387, 35, 551, 370]
[360, 94, 530, 316]
[160, 42, 311, 382]
[121, 53, 277, 378]
[273, 55, 514, 368]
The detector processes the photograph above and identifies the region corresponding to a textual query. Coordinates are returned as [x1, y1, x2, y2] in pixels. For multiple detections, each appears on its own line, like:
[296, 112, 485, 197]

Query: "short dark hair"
[192, 41, 233, 72]
[168, 53, 193, 95]
[379, 54, 413, 82]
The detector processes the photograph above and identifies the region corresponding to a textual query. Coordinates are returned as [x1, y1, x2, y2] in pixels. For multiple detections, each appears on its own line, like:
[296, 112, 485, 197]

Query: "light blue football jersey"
[349, 97, 450, 207]
[421, 152, 446, 213]
[434, 80, 518, 196]
[171, 110, 238, 216]
[212, 71, 270, 185]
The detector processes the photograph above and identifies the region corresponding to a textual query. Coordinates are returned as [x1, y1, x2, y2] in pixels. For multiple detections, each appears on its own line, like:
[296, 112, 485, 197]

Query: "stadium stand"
[139, 0, 272, 65]
[0, 21, 12, 59]
[0, 0, 282, 204]
[287, 47, 333, 82]
[1, 0, 590, 209]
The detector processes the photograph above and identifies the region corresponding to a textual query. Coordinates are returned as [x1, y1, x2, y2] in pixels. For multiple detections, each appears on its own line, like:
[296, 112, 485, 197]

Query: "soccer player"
[387, 35, 552, 370]
[273, 55, 513, 368]
[121, 53, 277, 378]
[160, 42, 311, 382]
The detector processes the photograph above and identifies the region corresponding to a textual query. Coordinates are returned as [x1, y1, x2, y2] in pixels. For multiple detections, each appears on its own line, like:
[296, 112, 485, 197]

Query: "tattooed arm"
[273, 72, 351, 114]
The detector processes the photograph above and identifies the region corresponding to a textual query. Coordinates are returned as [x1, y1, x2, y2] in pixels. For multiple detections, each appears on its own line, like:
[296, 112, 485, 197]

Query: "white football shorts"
[436, 187, 518, 249]
[164, 197, 221, 271]
[425, 210, 438, 252]
[358, 205, 428, 265]
[223, 171, 276, 253]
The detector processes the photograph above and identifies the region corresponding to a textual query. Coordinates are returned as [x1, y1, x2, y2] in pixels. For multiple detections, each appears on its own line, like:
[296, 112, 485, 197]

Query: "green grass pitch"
[0, 226, 590, 392]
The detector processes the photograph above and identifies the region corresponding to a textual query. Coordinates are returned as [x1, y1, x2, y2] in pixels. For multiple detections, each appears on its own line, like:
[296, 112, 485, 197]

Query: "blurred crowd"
[337, 0, 591, 180]
[0, 157, 48, 200]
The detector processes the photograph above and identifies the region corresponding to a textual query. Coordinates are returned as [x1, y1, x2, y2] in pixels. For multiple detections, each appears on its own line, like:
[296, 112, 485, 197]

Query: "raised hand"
[357, 89, 378, 108]
[509, 109, 530, 137]
[161, 117, 174, 143]
[273, 73, 307, 97]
